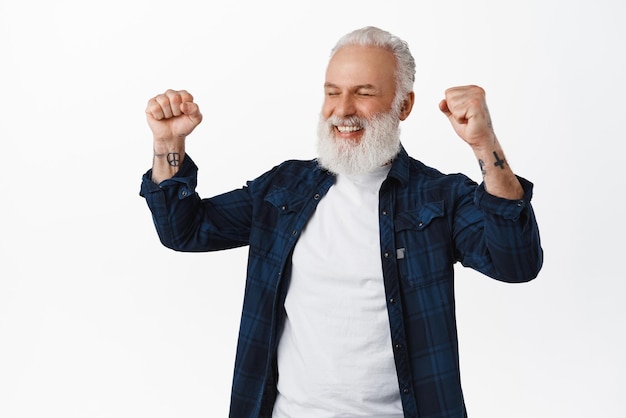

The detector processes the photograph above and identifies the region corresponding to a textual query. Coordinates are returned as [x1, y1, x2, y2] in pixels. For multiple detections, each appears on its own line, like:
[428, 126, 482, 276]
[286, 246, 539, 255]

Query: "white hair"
[330, 26, 416, 111]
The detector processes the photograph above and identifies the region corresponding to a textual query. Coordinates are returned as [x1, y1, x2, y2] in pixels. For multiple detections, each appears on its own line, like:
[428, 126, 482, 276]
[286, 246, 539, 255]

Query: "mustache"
[324, 115, 368, 128]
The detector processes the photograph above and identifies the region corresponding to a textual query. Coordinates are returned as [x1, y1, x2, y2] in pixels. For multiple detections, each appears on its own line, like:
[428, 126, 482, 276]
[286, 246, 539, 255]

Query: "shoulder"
[408, 155, 475, 187]
[400, 154, 478, 205]
[246, 158, 328, 193]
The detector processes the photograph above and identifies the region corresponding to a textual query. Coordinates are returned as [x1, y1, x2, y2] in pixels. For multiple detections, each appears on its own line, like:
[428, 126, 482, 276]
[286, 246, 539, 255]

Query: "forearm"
[151, 141, 185, 184]
[440, 85, 525, 200]
[145, 89, 202, 184]
[472, 137, 524, 200]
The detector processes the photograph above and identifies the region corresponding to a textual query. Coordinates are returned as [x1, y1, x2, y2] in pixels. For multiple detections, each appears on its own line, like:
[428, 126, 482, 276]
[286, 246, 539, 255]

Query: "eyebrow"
[324, 83, 378, 90]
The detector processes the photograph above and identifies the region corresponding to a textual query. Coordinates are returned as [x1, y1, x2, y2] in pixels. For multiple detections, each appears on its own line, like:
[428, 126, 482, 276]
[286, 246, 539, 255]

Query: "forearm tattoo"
[493, 151, 506, 169]
[478, 151, 507, 177]
[166, 152, 181, 167]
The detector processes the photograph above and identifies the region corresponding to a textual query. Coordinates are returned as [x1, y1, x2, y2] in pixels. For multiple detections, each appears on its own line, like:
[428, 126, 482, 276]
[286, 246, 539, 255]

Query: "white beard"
[316, 110, 402, 176]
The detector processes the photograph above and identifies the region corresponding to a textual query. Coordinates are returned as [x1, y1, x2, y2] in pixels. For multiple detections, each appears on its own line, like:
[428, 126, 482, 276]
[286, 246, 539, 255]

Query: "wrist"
[468, 132, 498, 153]
[151, 142, 185, 184]
[153, 138, 184, 153]
[153, 151, 183, 168]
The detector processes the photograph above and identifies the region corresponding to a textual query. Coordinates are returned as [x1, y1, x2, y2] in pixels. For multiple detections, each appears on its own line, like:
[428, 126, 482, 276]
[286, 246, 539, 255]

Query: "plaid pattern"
[140, 145, 543, 418]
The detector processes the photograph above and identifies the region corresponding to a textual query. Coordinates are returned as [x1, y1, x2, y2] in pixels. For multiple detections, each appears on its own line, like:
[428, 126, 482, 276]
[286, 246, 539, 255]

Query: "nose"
[335, 94, 356, 117]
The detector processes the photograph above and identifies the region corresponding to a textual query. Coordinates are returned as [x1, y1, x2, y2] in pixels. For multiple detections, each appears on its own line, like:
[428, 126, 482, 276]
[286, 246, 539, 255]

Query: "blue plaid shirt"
[140, 145, 542, 418]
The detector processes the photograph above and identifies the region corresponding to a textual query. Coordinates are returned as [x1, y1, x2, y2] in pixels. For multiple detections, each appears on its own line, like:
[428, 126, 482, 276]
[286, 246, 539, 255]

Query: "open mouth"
[336, 125, 363, 133]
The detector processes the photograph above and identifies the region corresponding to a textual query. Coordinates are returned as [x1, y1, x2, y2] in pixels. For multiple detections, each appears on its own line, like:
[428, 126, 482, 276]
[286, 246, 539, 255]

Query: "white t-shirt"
[272, 165, 403, 418]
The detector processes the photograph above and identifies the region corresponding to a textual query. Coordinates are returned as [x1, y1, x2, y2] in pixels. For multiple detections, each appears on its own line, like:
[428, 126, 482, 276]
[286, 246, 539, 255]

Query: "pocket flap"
[264, 187, 305, 213]
[395, 200, 445, 231]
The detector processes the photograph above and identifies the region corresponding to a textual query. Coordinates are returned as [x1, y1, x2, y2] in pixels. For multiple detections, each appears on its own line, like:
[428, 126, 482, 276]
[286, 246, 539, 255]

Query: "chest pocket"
[394, 201, 453, 287]
[264, 187, 306, 214]
[249, 187, 307, 256]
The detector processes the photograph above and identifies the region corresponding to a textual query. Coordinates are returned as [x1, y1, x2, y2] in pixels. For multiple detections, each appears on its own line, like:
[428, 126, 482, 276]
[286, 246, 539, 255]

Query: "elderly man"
[140, 26, 542, 418]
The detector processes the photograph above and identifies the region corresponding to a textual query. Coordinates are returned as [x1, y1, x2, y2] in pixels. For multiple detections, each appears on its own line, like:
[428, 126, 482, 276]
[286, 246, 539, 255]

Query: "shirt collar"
[387, 144, 410, 187]
[313, 143, 410, 186]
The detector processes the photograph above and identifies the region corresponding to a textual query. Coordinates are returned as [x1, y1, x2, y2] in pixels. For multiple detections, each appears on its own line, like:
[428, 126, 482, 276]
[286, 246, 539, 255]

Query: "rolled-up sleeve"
[457, 176, 543, 283]
[139, 155, 252, 252]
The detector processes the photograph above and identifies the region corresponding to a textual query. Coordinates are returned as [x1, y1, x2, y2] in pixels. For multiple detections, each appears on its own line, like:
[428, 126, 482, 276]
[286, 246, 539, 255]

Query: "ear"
[399, 91, 415, 121]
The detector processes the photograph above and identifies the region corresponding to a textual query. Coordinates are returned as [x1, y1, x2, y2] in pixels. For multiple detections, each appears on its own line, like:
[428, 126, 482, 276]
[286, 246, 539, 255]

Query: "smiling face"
[322, 44, 407, 143]
[316, 44, 414, 175]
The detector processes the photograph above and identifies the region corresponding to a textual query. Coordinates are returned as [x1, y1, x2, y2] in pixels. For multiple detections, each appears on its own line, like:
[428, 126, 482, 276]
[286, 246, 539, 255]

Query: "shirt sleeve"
[473, 176, 534, 222]
[455, 175, 543, 283]
[139, 155, 253, 252]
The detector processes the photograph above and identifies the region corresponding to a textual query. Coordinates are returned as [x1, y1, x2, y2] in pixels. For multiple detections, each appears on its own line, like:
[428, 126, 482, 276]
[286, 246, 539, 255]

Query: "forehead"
[325, 44, 397, 88]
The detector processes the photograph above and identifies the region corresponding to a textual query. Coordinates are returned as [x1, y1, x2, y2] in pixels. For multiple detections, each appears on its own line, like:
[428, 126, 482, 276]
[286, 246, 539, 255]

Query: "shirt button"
[394, 343, 403, 350]
[389, 297, 396, 304]
[281, 205, 286, 211]
[382, 210, 388, 216]
[384, 252, 390, 258]
[314, 193, 321, 200]
[292, 230, 298, 236]
[403, 388, 410, 394]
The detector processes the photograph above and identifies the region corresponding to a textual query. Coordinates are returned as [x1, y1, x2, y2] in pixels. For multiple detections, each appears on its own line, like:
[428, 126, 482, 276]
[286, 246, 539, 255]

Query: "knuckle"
[470, 85, 485, 95]
[180, 90, 194, 102]
[146, 102, 160, 114]
[154, 94, 168, 105]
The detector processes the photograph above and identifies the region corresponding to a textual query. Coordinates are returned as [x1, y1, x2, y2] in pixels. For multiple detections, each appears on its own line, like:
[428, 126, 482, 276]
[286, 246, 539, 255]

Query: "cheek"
[321, 101, 333, 119]
[364, 102, 391, 118]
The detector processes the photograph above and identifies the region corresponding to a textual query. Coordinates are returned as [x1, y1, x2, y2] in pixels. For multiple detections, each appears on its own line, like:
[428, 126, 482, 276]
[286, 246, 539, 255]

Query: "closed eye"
[356, 87, 377, 96]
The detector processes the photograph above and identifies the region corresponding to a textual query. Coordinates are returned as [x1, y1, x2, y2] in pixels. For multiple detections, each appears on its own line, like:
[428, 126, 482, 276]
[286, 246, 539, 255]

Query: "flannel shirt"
[140, 145, 543, 418]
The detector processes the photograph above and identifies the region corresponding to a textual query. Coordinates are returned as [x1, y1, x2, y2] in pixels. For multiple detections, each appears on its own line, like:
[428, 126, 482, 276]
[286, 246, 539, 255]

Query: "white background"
[1, 0, 624, 417]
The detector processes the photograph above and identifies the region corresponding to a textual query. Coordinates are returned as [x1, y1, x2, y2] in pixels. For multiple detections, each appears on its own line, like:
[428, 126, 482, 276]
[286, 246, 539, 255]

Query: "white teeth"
[337, 125, 362, 133]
